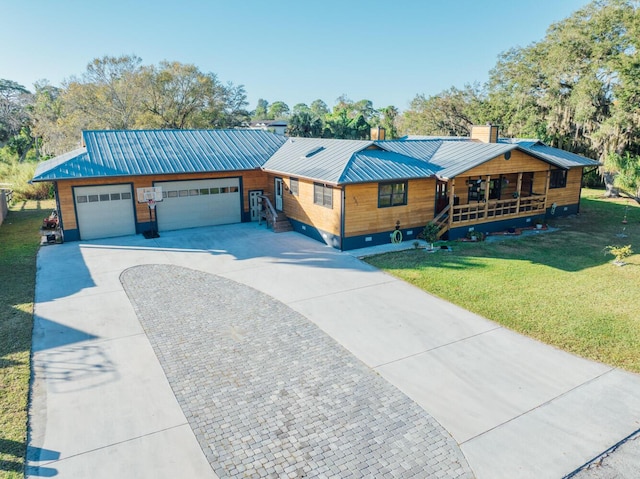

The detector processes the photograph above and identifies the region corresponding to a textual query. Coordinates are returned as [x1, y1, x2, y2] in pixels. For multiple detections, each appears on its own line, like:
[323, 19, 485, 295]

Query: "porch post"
[449, 179, 455, 228]
[544, 169, 551, 210]
[484, 175, 491, 219]
[516, 172, 523, 213]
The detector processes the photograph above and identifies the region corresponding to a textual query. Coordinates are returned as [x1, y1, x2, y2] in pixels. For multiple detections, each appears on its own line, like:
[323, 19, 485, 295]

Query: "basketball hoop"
[136, 187, 163, 239]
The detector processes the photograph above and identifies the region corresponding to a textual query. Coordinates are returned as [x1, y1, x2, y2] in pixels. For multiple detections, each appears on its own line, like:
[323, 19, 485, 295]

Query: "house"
[249, 120, 288, 136]
[32, 125, 598, 249]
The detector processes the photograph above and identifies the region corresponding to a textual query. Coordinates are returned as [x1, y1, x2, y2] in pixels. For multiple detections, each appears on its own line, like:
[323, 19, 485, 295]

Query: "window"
[99, 194, 110, 201]
[467, 178, 484, 202]
[290, 178, 299, 196]
[378, 182, 407, 208]
[200, 188, 210, 195]
[189, 189, 199, 196]
[314, 183, 333, 208]
[121, 192, 132, 200]
[110, 193, 121, 201]
[550, 169, 567, 188]
[76, 195, 88, 203]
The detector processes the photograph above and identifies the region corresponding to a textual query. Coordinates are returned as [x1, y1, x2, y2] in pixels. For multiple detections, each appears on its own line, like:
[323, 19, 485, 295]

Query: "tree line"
[1, 0, 638, 200]
[399, 0, 640, 200]
[251, 96, 398, 141]
[1, 55, 251, 157]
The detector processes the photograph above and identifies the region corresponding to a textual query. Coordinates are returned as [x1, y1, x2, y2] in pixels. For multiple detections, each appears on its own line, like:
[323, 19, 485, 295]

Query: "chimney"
[470, 124, 498, 143]
[371, 126, 386, 141]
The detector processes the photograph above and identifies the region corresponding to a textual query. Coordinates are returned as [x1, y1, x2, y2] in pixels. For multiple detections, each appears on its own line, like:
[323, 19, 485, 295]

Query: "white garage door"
[75, 184, 136, 240]
[155, 178, 241, 231]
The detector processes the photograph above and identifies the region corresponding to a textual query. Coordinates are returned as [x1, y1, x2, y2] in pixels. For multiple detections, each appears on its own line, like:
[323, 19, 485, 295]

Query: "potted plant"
[423, 222, 440, 251]
[465, 229, 481, 242]
[534, 217, 545, 229]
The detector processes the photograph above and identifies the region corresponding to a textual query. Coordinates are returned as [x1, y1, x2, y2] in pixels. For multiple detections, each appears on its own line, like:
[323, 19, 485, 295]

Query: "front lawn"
[365, 189, 640, 373]
[0, 199, 55, 479]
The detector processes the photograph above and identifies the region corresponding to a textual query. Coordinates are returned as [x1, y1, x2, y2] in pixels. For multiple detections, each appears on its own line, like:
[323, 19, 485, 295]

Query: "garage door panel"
[156, 179, 241, 231]
[75, 185, 136, 240]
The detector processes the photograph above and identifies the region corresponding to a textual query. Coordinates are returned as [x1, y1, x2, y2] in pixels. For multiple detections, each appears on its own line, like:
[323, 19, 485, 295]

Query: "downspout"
[340, 186, 345, 251]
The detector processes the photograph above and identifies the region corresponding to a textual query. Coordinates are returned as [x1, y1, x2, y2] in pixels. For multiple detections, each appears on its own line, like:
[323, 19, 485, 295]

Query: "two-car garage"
[73, 178, 242, 240]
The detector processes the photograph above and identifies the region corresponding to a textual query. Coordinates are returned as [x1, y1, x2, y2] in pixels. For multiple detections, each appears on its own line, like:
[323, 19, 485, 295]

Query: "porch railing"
[450, 195, 546, 224]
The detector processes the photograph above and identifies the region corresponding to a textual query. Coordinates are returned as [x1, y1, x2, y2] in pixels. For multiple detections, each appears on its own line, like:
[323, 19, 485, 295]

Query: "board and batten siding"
[56, 170, 269, 231]
[343, 178, 436, 237]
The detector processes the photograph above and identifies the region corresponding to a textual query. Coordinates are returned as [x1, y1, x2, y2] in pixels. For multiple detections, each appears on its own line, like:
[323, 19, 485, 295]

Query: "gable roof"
[423, 141, 520, 179]
[32, 129, 287, 182]
[262, 137, 373, 184]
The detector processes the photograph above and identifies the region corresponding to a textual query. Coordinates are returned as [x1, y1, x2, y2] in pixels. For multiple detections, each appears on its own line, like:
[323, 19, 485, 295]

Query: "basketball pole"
[144, 199, 160, 239]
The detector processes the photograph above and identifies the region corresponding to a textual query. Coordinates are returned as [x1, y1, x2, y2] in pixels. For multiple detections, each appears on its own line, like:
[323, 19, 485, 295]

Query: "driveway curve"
[121, 264, 472, 478]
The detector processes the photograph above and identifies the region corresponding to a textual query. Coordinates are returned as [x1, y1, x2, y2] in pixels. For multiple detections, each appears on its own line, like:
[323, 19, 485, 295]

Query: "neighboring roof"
[33, 129, 287, 182]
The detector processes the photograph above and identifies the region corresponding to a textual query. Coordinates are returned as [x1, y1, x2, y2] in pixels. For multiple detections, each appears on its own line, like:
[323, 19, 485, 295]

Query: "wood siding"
[344, 178, 436, 237]
[463, 150, 549, 177]
[56, 170, 268, 230]
[277, 176, 341, 236]
[546, 168, 583, 206]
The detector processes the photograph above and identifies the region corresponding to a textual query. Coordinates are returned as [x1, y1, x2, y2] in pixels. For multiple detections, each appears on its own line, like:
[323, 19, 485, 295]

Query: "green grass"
[365, 189, 640, 373]
[1, 199, 54, 479]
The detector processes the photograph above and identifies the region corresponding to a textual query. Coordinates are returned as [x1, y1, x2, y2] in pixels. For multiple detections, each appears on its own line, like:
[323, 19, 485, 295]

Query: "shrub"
[604, 244, 633, 264]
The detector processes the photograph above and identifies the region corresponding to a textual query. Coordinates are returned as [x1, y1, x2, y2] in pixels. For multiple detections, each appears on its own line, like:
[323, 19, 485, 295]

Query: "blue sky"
[2, 0, 589, 112]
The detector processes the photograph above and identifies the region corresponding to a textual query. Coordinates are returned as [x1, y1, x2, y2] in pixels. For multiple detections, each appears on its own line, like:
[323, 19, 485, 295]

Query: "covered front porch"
[433, 170, 551, 238]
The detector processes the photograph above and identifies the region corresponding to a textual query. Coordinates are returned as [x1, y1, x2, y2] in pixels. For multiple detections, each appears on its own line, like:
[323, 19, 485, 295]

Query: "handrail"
[258, 194, 278, 227]
[432, 204, 450, 226]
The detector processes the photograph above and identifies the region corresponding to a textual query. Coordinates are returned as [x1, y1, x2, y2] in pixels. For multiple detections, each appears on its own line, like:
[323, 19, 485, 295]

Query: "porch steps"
[271, 211, 293, 233]
[433, 205, 451, 239]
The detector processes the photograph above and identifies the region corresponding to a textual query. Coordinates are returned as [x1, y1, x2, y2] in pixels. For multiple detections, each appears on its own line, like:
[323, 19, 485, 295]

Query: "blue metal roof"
[32, 129, 598, 185]
[33, 129, 287, 181]
[339, 149, 436, 183]
[32, 148, 93, 181]
[426, 142, 520, 179]
[518, 143, 599, 168]
[262, 137, 373, 184]
[376, 140, 442, 162]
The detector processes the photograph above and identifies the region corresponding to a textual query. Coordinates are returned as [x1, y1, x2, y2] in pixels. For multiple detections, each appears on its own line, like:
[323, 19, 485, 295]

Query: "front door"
[249, 190, 263, 221]
[435, 180, 449, 214]
[274, 178, 283, 211]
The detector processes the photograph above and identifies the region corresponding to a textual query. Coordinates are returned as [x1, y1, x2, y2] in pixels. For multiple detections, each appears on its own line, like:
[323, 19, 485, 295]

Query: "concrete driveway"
[28, 223, 640, 478]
